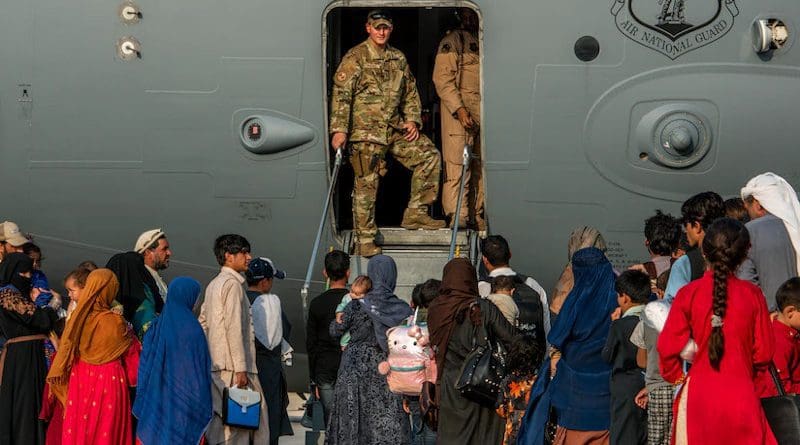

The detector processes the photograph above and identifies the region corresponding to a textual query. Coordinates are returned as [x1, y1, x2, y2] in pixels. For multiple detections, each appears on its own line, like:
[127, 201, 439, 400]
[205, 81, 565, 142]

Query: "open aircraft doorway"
[323, 2, 485, 253]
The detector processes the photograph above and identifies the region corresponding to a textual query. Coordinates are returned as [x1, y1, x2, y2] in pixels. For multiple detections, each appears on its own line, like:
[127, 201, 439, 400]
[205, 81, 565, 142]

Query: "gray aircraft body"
[1, 0, 797, 390]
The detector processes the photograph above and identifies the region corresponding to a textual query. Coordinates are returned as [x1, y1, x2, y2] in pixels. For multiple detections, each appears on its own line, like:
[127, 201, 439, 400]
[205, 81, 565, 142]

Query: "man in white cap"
[0, 221, 30, 262]
[134, 228, 171, 301]
[739, 172, 800, 311]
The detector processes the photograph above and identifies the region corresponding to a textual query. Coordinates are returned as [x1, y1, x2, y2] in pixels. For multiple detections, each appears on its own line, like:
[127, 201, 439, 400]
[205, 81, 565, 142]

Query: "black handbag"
[761, 363, 800, 444]
[454, 304, 507, 407]
[301, 385, 326, 431]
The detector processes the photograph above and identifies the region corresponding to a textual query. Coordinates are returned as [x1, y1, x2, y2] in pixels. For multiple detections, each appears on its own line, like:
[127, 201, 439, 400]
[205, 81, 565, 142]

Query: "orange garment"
[47, 269, 132, 404]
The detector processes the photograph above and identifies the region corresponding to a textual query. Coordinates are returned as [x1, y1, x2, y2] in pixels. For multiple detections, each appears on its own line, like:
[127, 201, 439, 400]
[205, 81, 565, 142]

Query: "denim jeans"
[317, 381, 335, 428]
[407, 399, 437, 445]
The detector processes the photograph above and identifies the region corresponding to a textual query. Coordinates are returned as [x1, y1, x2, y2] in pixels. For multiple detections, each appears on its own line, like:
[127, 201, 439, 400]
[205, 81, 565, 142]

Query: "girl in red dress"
[658, 218, 776, 444]
[46, 269, 141, 445]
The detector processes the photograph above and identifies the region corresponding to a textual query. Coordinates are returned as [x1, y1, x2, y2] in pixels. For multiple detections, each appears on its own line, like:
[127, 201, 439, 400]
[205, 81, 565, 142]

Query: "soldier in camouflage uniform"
[433, 8, 484, 231]
[330, 10, 445, 257]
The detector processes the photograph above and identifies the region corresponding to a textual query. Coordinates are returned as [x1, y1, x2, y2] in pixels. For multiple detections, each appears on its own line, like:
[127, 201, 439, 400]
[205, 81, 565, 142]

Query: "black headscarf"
[0, 252, 34, 298]
[106, 251, 163, 322]
[427, 258, 479, 381]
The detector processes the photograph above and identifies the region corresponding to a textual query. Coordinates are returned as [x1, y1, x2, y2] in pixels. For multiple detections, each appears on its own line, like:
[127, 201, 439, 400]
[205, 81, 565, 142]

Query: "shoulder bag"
[761, 363, 800, 444]
[454, 303, 507, 407]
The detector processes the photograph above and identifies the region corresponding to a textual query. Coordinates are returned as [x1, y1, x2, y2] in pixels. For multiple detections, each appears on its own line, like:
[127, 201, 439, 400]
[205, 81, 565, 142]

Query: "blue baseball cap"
[246, 257, 286, 281]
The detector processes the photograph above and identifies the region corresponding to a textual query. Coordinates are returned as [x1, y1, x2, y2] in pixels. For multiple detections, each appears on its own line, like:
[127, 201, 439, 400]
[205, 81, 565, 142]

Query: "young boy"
[602, 270, 650, 445]
[757, 277, 800, 396]
[486, 275, 519, 326]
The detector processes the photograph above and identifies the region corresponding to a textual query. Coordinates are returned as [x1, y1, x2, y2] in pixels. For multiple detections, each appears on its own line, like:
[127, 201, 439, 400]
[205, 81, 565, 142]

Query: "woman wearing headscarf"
[134, 277, 212, 445]
[0, 253, 58, 445]
[550, 227, 607, 317]
[106, 252, 163, 339]
[428, 258, 518, 445]
[518, 247, 617, 445]
[47, 269, 142, 445]
[326, 255, 412, 445]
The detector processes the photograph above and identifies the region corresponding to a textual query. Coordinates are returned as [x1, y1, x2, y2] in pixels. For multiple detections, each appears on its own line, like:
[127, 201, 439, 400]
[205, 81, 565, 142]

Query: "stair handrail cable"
[301, 147, 344, 322]
[449, 143, 471, 259]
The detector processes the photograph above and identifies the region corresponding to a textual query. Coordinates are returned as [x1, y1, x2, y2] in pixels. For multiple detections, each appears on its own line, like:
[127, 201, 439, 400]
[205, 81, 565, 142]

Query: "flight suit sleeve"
[400, 62, 422, 127]
[329, 54, 362, 135]
[433, 38, 465, 116]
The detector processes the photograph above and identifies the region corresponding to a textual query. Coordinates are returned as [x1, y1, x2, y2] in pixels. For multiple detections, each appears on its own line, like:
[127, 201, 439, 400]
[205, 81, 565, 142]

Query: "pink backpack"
[378, 310, 437, 396]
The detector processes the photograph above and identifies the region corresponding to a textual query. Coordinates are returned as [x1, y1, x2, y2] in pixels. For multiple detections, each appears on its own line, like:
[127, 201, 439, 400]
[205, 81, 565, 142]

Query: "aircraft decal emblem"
[611, 0, 739, 59]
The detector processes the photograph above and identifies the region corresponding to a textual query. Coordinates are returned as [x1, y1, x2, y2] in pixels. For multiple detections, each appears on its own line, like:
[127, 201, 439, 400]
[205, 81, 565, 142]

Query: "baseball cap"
[0, 221, 30, 247]
[246, 257, 286, 281]
[135, 228, 165, 253]
[367, 10, 393, 28]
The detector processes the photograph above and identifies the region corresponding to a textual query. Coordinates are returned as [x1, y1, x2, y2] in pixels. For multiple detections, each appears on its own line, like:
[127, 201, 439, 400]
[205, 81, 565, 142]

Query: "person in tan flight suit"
[433, 8, 484, 230]
[330, 10, 446, 257]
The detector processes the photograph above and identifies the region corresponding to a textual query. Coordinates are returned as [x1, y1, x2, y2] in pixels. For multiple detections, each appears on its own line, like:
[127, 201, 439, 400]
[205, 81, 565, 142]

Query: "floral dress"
[326, 300, 409, 445]
[496, 373, 536, 445]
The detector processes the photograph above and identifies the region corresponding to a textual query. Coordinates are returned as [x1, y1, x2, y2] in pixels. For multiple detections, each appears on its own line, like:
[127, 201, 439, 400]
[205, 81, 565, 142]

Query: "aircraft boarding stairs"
[342, 227, 481, 301]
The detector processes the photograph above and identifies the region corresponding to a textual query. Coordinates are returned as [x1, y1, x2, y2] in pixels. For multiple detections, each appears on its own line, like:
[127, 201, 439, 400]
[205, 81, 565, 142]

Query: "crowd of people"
[303, 172, 800, 445]
[0, 231, 294, 445]
[1, 175, 800, 445]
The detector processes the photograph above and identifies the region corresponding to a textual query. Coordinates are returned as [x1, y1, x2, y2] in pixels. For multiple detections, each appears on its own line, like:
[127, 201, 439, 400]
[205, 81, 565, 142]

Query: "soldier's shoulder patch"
[337, 71, 347, 82]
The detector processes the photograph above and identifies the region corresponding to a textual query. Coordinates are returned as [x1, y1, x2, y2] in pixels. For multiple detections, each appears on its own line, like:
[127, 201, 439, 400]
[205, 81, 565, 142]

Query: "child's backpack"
[378, 309, 437, 396]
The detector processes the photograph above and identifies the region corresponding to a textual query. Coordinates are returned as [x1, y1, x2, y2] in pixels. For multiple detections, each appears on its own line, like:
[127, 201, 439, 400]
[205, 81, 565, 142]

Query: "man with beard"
[135, 228, 171, 302]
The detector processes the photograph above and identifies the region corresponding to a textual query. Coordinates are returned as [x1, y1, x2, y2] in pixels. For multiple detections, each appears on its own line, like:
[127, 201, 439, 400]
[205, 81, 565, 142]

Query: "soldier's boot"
[401, 207, 446, 230]
[354, 241, 382, 257]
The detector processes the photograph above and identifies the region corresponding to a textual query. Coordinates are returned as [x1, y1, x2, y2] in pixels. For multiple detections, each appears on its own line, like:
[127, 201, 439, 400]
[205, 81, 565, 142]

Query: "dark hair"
[681, 191, 725, 231]
[676, 233, 690, 253]
[702, 218, 750, 370]
[324, 250, 350, 281]
[78, 261, 98, 271]
[776, 277, 800, 312]
[615, 270, 651, 304]
[724, 198, 750, 224]
[644, 210, 681, 256]
[491, 275, 515, 293]
[64, 263, 95, 288]
[507, 335, 543, 377]
[411, 283, 424, 308]
[417, 279, 441, 308]
[23, 243, 41, 255]
[213, 234, 250, 266]
[482, 235, 511, 267]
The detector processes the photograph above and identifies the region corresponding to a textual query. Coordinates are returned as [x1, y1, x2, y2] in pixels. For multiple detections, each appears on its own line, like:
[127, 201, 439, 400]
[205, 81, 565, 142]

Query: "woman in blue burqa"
[518, 247, 617, 445]
[133, 277, 212, 445]
[326, 255, 412, 445]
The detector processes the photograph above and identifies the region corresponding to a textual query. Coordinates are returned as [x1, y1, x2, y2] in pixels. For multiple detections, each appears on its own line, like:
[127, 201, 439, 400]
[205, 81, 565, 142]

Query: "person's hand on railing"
[331, 132, 347, 150]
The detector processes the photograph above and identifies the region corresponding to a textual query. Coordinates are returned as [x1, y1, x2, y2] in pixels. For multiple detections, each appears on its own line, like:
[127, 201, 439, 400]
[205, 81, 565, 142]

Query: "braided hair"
[701, 218, 750, 370]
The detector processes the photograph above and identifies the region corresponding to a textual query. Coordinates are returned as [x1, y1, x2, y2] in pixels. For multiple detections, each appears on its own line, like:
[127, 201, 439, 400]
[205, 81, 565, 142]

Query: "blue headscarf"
[517, 247, 616, 444]
[133, 277, 212, 445]
[361, 255, 413, 352]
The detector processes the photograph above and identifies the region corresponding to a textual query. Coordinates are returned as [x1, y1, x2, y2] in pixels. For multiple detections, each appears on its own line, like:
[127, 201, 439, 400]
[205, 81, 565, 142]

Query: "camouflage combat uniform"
[330, 39, 442, 244]
[433, 29, 484, 226]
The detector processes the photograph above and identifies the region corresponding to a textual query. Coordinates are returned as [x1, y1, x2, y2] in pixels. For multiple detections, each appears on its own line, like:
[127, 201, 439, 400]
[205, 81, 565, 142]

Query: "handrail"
[449, 143, 471, 259]
[301, 147, 344, 322]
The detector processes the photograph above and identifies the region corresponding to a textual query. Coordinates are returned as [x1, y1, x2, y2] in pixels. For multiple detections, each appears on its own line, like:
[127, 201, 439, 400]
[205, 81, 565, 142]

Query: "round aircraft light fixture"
[119, 1, 142, 24]
[116, 37, 141, 60]
[574, 36, 600, 62]
[752, 19, 789, 54]
[241, 117, 267, 150]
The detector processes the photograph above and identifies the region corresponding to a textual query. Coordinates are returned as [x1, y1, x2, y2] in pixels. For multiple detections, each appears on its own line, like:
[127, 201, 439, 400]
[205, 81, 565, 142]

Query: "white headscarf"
[741, 172, 800, 274]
